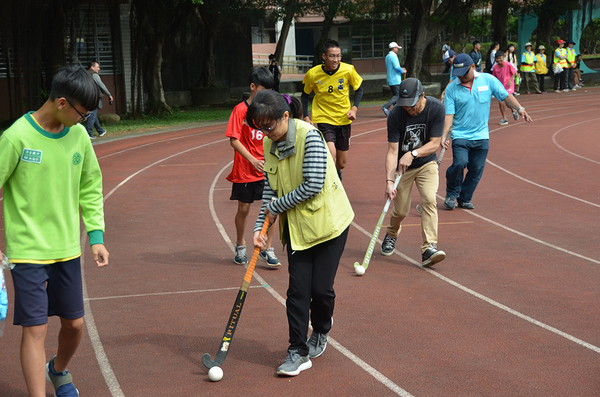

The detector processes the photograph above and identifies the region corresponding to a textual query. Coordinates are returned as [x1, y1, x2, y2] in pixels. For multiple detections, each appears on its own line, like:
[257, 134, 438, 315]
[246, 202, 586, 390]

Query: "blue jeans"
[86, 99, 105, 136]
[383, 84, 400, 110]
[445, 138, 489, 204]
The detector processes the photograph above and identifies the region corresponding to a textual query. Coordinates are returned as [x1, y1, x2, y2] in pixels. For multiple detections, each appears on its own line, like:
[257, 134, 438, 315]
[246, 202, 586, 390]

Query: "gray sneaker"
[498, 118, 508, 125]
[259, 247, 281, 267]
[276, 350, 312, 376]
[307, 318, 332, 358]
[512, 109, 519, 121]
[234, 244, 248, 265]
[443, 196, 457, 210]
[381, 234, 396, 256]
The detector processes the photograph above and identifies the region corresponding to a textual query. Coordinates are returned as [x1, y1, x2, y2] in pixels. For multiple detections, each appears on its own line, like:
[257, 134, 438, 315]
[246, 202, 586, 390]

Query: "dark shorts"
[10, 258, 84, 327]
[317, 123, 351, 151]
[230, 180, 265, 203]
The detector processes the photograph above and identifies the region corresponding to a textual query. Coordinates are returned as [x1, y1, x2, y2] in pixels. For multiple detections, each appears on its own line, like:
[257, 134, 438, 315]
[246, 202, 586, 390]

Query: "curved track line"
[484, 160, 600, 209]
[551, 117, 600, 165]
[207, 165, 414, 397]
[82, 138, 227, 397]
[350, 221, 600, 354]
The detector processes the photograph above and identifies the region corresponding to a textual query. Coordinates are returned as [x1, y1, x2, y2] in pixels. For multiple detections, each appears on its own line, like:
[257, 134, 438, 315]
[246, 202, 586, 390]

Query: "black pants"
[537, 74, 546, 92]
[554, 71, 567, 91]
[284, 225, 349, 355]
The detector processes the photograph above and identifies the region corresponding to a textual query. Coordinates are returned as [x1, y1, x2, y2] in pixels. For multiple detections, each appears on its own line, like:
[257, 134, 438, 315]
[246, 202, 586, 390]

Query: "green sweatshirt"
[0, 113, 105, 261]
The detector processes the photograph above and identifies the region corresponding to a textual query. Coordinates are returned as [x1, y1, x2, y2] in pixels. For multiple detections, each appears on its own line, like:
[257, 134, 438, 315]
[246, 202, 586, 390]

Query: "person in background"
[535, 45, 549, 93]
[86, 61, 113, 139]
[505, 44, 520, 95]
[553, 39, 568, 93]
[442, 39, 452, 74]
[573, 54, 584, 88]
[565, 40, 577, 91]
[520, 42, 541, 94]
[492, 51, 518, 125]
[301, 40, 364, 181]
[470, 41, 482, 72]
[268, 54, 282, 92]
[485, 42, 500, 73]
[381, 42, 406, 116]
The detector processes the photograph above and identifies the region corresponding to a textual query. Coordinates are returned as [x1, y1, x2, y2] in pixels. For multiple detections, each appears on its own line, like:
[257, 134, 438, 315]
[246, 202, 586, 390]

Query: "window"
[349, 24, 386, 60]
[65, 4, 121, 75]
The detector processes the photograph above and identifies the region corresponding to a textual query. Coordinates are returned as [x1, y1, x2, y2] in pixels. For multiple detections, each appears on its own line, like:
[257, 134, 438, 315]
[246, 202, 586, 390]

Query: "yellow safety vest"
[534, 53, 548, 74]
[520, 52, 535, 72]
[566, 48, 576, 67]
[263, 119, 354, 250]
[553, 48, 568, 68]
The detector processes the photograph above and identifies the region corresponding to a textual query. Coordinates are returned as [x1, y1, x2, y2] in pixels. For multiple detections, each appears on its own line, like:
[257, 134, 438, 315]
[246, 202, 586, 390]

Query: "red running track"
[1, 88, 599, 396]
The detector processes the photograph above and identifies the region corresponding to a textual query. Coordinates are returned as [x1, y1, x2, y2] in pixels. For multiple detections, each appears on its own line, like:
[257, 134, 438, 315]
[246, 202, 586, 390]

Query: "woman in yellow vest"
[249, 90, 354, 377]
[553, 39, 569, 92]
[565, 40, 578, 90]
[520, 42, 541, 94]
[535, 45, 549, 93]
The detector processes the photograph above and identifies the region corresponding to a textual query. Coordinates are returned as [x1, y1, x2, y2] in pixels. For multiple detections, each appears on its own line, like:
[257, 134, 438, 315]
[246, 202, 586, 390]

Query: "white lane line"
[208, 164, 414, 397]
[86, 285, 264, 301]
[485, 160, 600, 209]
[80, 235, 125, 397]
[351, 221, 600, 355]
[83, 138, 227, 397]
[551, 117, 600, 165]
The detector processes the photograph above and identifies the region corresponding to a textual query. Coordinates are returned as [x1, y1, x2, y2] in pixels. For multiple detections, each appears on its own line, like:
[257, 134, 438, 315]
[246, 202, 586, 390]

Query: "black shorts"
[10, 258, 85, 327]
[230, 180, 265, 203]
[317, 123, 351, 151]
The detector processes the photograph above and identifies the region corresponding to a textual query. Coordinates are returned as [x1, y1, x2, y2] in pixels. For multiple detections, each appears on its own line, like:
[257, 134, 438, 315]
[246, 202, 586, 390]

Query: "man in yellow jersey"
[302, 40, 364, 180]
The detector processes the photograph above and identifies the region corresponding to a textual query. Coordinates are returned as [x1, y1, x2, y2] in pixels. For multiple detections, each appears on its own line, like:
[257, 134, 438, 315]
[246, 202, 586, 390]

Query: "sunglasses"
[65, 97, 92, 123]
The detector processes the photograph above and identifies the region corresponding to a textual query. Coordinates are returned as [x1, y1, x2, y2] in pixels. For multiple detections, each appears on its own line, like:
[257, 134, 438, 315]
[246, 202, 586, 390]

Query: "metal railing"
[253, 53, 314, 74]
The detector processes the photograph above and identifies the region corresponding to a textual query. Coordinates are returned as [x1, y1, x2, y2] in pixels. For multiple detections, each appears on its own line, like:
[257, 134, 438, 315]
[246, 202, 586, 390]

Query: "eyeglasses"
[65, 97, 92, 123]
[258, 118, 279, 132]
[327, 54, 343, 60]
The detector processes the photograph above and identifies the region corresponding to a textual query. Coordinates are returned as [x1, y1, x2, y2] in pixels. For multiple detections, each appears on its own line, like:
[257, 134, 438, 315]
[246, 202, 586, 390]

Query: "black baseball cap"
[397, 78, 424, 107]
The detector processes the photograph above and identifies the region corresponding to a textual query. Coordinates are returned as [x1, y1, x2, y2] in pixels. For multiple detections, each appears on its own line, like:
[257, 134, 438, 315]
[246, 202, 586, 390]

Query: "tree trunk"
[145, 39, 171, 114]
[406, 18, 445, 78]
[491, 0, 509, 49]
[274, 2, 297, 65]
[313, 0, 342, 66]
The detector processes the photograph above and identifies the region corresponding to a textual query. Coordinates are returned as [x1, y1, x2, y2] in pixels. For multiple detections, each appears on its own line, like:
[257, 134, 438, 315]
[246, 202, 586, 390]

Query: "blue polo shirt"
[385, 51, 404, 86]
[444, 71, 508, 140]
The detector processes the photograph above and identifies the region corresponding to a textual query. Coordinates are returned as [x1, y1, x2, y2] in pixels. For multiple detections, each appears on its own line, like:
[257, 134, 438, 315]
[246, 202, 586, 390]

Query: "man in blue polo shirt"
[382, 41, 406, 116]
[441, 53, 533, 210]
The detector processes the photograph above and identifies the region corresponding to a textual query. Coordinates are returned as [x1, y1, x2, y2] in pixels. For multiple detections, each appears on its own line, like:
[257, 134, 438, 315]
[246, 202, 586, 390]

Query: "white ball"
[208, 366, 223, 382]
[355, 265, 365, 276]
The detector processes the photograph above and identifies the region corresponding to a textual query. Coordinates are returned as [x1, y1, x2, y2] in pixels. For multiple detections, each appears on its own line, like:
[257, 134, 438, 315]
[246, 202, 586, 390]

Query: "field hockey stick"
[202, 216, 270, 369]
[354, 171, 402, 273]
[417, 136, 450, 214]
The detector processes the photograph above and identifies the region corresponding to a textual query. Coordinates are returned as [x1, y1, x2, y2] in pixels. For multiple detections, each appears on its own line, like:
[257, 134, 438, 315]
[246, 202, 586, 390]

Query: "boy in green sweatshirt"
[0, 65, 109, 397]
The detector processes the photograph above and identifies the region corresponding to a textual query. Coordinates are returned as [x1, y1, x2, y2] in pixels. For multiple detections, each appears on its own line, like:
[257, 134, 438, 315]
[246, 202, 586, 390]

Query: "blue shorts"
[10, 258, 84, 327]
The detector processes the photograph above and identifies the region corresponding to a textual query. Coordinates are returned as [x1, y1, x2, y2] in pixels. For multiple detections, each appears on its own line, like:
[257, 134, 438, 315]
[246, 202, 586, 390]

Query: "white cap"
[389, 42, 402, 49]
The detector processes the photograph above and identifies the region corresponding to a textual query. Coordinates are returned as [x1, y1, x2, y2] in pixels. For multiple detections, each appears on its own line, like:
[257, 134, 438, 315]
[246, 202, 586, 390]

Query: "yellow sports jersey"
[303, 63, 363, 126]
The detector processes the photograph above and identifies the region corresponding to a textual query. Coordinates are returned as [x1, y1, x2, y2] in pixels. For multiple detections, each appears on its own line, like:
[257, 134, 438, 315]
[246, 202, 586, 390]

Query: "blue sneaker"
[259, 247, 281, 267]
[46, 355, 79, 396]
[234, 245, 248, 265]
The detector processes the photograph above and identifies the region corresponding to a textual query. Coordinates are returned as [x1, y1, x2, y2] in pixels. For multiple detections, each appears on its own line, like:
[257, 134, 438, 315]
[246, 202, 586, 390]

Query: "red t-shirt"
[225, 101, 265, 183]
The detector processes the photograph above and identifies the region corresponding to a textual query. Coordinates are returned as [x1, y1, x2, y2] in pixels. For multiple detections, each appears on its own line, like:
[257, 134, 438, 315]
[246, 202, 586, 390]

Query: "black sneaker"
[422, 244, 446, 267]
[381, 234, 396, 256]
[277, 350, 312, 376]
[98, 130, 107, 137]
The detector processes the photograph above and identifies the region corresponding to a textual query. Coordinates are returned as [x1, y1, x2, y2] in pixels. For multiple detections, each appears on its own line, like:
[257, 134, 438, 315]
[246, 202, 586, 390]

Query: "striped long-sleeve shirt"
[254, 129, 328, 232]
